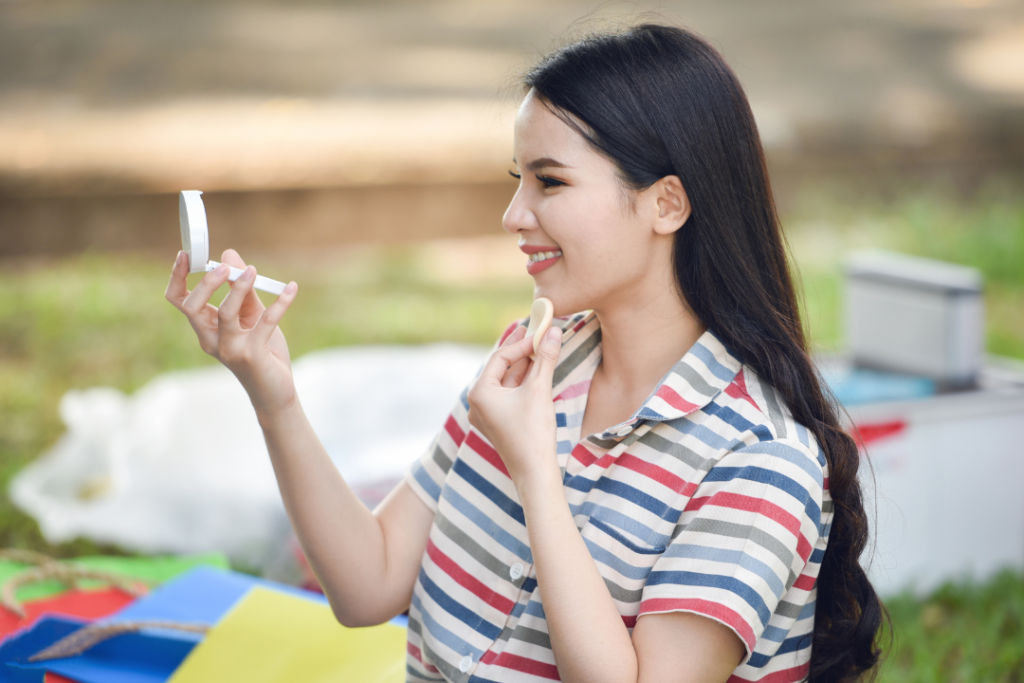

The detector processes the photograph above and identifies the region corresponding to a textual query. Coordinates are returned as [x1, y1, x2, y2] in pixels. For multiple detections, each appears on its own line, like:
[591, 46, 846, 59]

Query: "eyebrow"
[512, 157, 572, 172]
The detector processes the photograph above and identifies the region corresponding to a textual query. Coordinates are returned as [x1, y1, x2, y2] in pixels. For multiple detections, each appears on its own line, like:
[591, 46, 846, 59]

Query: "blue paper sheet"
[2, 567, 408, 683]
[0, 616, 84, 683]
[13, 628, 195, 683]
[108, 566, 327, 639]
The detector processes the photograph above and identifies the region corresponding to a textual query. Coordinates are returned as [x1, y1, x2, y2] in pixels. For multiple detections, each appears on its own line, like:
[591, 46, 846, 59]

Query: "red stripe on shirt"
[728, 663, 810, 683]
[655, 384, 701, 413]
[617, 453, 698, 496]
[407, 642, 440, 673]
[792, 573, 817, 591]
[555, 379, 591, 402]
[426, 539, 516, 613]
[640, 597, 756, 653]
[724, 369, 760, 411]
[685, 492, 812, 561]
[480, 651, 560, 680]
[445, 415, 467, 448]
[465, 431, 510, 477]
[571, 443, 598, 467]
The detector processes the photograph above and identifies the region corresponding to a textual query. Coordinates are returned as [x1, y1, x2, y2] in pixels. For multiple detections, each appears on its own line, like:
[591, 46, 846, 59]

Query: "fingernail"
[240, 266, 255, 280]
[285, 282, 297, 294]
[543, 327, 561, 348]
[175, 251, 184, 264]
[215, 264, 229, 275]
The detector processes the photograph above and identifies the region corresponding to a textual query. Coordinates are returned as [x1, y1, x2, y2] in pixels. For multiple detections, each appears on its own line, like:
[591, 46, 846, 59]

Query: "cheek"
[541, 194, 622, 264]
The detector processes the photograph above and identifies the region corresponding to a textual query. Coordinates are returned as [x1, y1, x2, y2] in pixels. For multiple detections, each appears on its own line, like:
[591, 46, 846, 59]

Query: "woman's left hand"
[467, 324, 564, 489]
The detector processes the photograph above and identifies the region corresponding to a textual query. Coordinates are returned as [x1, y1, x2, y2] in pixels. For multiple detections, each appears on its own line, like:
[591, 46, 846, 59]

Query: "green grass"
[878, 570, 1024, 683]
[0, 190, 1022, 679]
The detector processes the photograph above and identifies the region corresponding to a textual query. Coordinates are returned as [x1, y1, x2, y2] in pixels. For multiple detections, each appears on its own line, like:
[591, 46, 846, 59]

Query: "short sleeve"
[638, 438, 826, 659]
[404, 320, 525, 512]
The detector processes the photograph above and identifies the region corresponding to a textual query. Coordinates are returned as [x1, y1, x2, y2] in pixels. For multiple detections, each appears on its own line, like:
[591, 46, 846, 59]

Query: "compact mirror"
[178, 190, 288, 296]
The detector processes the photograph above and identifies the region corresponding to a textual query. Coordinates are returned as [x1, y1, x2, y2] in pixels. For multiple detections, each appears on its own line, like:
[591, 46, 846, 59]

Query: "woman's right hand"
[165, 248, 299, 417]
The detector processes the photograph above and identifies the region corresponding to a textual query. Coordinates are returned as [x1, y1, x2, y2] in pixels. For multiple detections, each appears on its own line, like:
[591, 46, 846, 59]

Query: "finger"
[252, 282, 299, 346]
[500, 325, 526, 348]
[501, 356, 531, 388]
[496, 327, 527, 386]
[181, 262, 231, 317]
[218, 265, 257, 333]
[165, 251, 191, 309]
[221, 249, 265, 315]
[527, 326, 563, 385]
[221, 249, 246, 269]
[479, 334, 536, 386]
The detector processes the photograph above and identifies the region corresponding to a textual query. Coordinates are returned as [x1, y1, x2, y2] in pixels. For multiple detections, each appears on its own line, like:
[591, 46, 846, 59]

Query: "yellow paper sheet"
[168, 587, 407, 683]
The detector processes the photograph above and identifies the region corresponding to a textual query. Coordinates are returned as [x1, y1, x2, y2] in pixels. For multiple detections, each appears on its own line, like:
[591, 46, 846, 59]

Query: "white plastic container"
[845, 251, 984, 387]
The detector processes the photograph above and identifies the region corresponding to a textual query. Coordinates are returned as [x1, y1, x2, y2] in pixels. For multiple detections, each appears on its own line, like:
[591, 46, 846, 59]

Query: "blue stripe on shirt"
[646, 570, 772, 626]
[441, 485, 533, 562]
[453, 459, 526, 526]
[418, 568, 503, 640]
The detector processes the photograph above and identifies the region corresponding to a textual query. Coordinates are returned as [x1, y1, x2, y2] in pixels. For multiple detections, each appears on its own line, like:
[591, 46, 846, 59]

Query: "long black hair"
[525, 24, 884, 683]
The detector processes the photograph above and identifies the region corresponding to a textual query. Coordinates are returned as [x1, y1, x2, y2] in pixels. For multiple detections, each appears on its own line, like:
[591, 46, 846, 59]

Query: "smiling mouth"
[528, 250, 563, 263]
[525, 249, 562, 275]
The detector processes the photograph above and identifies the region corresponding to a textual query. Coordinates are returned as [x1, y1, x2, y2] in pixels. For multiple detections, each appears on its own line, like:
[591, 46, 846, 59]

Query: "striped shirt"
[405, 311, 831, 683]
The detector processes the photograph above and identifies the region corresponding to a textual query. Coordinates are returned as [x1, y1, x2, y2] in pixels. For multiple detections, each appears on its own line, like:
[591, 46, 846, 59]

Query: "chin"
[534, 286, 589, 319]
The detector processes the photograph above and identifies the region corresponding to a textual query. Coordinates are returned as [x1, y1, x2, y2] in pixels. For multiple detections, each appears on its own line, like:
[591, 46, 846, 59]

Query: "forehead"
[513, 90, 593, 164]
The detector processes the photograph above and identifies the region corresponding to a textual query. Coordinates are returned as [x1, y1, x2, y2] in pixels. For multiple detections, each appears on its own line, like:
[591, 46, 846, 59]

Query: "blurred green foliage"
[879, 570, 1024, 683]
[789, 190, 1024, 359]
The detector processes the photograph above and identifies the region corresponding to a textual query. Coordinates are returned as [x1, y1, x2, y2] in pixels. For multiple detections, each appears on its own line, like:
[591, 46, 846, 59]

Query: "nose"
[502, 184, 538, 235]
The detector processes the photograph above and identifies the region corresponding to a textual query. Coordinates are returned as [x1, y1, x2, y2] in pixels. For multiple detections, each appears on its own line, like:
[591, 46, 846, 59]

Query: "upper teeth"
[529, 250, 562, 263]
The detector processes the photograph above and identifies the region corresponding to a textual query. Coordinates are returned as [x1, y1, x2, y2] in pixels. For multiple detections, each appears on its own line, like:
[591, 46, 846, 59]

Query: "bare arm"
[165, 249, 434, 626]
[257, 401, 434, 626]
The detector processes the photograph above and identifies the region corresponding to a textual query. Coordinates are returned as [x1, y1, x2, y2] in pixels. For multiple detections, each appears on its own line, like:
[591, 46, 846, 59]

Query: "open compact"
[179, 190, 288, 296]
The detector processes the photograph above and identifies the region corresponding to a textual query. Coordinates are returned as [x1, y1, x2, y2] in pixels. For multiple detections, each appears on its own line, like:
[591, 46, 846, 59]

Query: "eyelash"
[508, 170, 565, 188]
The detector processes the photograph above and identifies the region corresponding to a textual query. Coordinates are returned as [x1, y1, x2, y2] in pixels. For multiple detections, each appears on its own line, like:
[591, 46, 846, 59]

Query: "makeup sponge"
[525, 298, 555, 360]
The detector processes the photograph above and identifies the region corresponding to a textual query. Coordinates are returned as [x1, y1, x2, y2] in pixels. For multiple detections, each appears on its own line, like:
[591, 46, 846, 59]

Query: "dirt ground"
[1, 0, 1022, 255]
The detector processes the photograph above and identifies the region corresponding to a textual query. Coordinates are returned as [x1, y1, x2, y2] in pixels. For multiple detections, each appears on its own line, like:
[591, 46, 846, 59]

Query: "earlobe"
[653, 175, 691, 236]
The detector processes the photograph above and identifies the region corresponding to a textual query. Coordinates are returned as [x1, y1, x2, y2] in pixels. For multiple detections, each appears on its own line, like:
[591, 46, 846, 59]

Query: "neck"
[591, 273, 705, 400]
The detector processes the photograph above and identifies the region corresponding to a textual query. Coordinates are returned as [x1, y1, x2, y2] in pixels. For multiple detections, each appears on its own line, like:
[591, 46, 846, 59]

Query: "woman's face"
[503, 90, 673, 317]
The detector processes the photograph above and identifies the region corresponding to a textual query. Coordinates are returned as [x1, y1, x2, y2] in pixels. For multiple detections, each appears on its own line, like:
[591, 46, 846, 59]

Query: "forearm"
[256, 400, 399, 625]
[518, 467, 638, 683]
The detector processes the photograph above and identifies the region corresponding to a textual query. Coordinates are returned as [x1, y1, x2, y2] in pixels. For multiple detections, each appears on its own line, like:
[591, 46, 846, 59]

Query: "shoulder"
[708, 364, 825, 468]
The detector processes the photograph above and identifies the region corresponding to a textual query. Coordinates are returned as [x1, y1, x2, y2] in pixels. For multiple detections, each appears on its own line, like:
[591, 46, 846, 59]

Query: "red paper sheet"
[0, 588, 136, 639]
[46, 675, 78, 683]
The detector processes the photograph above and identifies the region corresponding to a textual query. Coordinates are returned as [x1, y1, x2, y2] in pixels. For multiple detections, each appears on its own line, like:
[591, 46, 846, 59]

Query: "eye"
[508, 170, 522, 180]
[536, 175, 565, 188]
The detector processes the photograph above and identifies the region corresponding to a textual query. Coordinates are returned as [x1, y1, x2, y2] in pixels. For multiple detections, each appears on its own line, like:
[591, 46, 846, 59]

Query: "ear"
[650, 175, 691, 236]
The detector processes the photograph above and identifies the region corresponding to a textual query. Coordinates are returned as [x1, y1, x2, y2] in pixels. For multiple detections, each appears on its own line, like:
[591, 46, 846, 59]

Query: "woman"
[166, 23, 883, 683]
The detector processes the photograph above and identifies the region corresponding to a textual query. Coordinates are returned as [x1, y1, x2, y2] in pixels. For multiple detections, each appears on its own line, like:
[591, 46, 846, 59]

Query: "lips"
[519, 243, 563, 276]
[525, 249, 562, 275]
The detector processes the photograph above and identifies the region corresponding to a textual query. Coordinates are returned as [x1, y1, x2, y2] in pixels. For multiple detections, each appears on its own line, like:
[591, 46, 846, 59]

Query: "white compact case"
[179, 190, 287, 296]
[845, 250, 984, 387]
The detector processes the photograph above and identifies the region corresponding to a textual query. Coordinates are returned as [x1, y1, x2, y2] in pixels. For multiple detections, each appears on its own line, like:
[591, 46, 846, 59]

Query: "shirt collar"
[552, 311, 743, 438]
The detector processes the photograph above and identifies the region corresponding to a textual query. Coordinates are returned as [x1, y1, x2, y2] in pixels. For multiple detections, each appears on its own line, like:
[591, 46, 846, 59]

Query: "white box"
[845, 251, 984, 386]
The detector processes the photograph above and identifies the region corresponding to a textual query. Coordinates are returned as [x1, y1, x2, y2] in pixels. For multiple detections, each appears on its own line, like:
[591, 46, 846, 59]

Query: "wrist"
[254, 393, 303, 430]
[514, 458, 564, 506]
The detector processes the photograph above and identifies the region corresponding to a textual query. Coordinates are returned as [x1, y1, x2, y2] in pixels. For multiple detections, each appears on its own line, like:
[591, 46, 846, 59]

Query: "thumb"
[529, 326, 562, 384]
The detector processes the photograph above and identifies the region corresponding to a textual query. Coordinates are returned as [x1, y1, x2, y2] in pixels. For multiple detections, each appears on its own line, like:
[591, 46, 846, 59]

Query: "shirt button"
[615, 425, 632, 436]
[459, 655, 473, 673]
[509, 562, 524, 580]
